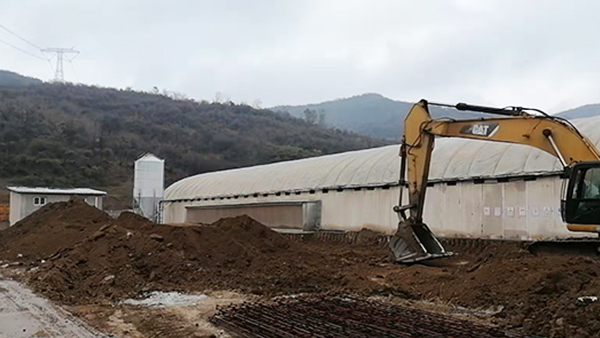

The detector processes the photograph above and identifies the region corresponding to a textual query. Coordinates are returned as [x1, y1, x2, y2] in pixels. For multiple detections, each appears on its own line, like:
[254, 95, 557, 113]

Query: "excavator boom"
[390, 100, 600, 263]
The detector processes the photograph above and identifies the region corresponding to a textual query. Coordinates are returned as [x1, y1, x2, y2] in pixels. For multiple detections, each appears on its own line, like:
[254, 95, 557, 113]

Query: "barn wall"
[421, 177, 580, 240]
[162, 175, 581, 240]
[163, 187, 398, 234]
[186, 204, 304, 229]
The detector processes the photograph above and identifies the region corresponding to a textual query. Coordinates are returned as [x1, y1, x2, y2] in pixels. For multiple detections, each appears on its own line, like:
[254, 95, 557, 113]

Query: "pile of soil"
[382, 240, 600, 337]
[28, 208, 365, 304]
[0, 200, 111, 261]
[4, 201, 600, 337]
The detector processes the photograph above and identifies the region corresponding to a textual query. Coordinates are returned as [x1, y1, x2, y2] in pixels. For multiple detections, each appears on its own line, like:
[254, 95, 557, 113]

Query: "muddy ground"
[65, 290, 247, 338]
[0, 270, 103, 337]
[1, 201, 600, 337]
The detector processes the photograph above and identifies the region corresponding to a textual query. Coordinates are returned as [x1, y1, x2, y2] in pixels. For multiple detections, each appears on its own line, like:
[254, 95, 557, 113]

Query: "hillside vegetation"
[556, 104, 600, 119]
[0, 79, 383, 205]
[276, 94, 600, 140]
[273, 93, 487, 140]
[0, 70, 42, 87]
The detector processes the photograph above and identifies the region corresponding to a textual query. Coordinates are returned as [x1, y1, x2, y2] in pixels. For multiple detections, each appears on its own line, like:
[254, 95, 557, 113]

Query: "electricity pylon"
[41, 47, 79, 82]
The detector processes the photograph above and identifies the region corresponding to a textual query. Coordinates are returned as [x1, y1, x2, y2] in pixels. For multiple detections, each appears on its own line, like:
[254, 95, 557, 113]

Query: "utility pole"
[41, 47, 79, 82]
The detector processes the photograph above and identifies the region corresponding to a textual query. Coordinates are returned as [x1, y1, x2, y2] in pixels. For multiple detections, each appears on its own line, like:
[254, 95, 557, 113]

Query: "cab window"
[582, 168, 600, 199]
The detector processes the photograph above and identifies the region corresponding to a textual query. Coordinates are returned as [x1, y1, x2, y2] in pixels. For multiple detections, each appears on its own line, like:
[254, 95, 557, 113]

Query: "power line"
[42, 47, 79, 82]
[67, 59, 79, 83]
[0, 22, 81, 82]
[0, 37, 46, 60]
[45, 59, 55, 74]
[67, 52, 78, 62]
[0, 23, 42, 50]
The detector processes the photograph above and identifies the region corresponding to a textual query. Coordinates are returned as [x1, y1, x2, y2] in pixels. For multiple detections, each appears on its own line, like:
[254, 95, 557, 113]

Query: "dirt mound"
[30, 213, 312, 303]
[0, 200, 111, 261]
[382, 241, 600, 337]
[10, 204, 600, 337]
[212, 215, 292, 249]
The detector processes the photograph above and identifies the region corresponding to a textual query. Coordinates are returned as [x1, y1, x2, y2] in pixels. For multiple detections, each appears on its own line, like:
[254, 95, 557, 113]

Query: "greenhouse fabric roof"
[164, 115, 600, 200]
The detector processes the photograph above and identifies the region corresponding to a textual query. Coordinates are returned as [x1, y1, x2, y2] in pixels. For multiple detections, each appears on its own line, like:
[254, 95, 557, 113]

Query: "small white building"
[7, 187, 106, 225]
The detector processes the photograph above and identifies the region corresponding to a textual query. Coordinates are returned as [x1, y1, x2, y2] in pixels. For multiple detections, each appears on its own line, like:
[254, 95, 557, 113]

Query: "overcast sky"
[1, 0, 599, 112]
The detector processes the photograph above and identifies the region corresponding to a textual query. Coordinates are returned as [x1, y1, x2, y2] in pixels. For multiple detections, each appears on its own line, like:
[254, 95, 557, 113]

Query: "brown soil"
[0, 200, 112, 261]
[68, 290, 245, 338]
[3, 201, 600, 337]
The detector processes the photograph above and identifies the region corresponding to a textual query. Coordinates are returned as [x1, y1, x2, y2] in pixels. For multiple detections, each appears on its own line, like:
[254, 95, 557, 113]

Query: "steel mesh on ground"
[210, 295, 539, 338]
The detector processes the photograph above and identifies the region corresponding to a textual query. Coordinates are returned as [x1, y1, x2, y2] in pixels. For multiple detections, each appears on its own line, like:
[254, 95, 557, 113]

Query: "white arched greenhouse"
[161, 115, 600, 240]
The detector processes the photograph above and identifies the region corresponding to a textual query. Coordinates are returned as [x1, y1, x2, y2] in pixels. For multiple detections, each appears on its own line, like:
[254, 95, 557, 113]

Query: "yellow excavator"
[390, 99, 600, 263]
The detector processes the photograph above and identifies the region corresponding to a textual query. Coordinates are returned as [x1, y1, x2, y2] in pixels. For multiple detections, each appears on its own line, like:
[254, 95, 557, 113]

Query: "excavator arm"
[390, 100, 600, 263]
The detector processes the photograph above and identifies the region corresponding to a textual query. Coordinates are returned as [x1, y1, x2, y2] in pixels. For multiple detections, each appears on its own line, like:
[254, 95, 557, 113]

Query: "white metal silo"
[133, 153, 164, 222]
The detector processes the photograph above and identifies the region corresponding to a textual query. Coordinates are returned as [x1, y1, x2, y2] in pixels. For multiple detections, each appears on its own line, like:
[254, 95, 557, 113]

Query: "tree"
[304, 109, 318, 124]
[318, 110, 326, 127]
[214, 92, 223, 103]
[0, 82, 382, 206]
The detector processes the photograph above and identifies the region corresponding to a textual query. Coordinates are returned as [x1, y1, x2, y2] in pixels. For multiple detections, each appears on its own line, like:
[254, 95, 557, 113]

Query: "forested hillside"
[556, 104, 600, 119]
[0, 81, 384, 205]
[0, 70, 42, 87]
[274, 93, 488, 140]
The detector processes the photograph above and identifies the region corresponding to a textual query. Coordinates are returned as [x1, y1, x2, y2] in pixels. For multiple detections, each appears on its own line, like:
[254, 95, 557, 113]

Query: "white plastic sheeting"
[165, 146, 399, 200]
[164, 115, 600, 201]
[121, 291, 207, 308]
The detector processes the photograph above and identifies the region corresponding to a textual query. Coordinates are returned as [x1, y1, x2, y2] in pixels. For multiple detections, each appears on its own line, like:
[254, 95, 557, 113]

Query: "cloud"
[1, 0, 600, 111]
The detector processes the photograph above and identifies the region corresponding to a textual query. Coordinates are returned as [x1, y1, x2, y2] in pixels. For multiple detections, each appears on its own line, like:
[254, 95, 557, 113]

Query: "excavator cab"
[562, 162, 600, 227]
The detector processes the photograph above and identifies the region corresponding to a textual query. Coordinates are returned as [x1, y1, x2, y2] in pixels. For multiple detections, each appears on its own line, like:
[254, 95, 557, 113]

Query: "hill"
[273, 94, 486, 140]
[0, 70, 42, 87]
[555, 104, 600, 120]
[0, 83, 384, 206]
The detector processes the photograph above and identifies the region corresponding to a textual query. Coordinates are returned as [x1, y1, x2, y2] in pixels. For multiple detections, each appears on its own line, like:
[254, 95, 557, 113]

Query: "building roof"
[136, 153, 164, 163]
[7, 187, 107, 196]
[164, 115, 600, 201]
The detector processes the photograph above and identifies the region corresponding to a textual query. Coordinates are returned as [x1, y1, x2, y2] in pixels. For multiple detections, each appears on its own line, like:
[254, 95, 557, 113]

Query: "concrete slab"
[0, 272, 106, 337]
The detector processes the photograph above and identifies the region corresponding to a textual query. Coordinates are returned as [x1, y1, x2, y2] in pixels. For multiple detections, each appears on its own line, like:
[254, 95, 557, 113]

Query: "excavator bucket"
[389, 219, 454, 263]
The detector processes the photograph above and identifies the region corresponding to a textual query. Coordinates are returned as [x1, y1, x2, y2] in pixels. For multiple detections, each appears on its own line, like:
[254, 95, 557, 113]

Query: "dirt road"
[0, 272, 105, 338]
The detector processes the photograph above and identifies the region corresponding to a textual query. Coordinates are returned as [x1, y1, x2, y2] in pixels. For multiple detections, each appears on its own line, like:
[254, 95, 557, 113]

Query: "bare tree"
[304, 109, 318, 124]
[214, 92, 223, 103]
[318, 110, 326, 127]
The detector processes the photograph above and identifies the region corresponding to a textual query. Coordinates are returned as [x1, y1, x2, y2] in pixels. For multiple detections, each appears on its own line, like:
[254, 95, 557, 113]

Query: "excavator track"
[525, 238, 600, 256]
[281, 231, 600, 259]
[440, 237, 600, 257]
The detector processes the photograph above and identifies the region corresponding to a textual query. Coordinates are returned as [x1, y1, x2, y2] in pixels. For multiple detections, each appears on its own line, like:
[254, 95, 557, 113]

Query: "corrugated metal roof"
[164, 115, 600, 200]
[7, 187, 107, 195]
